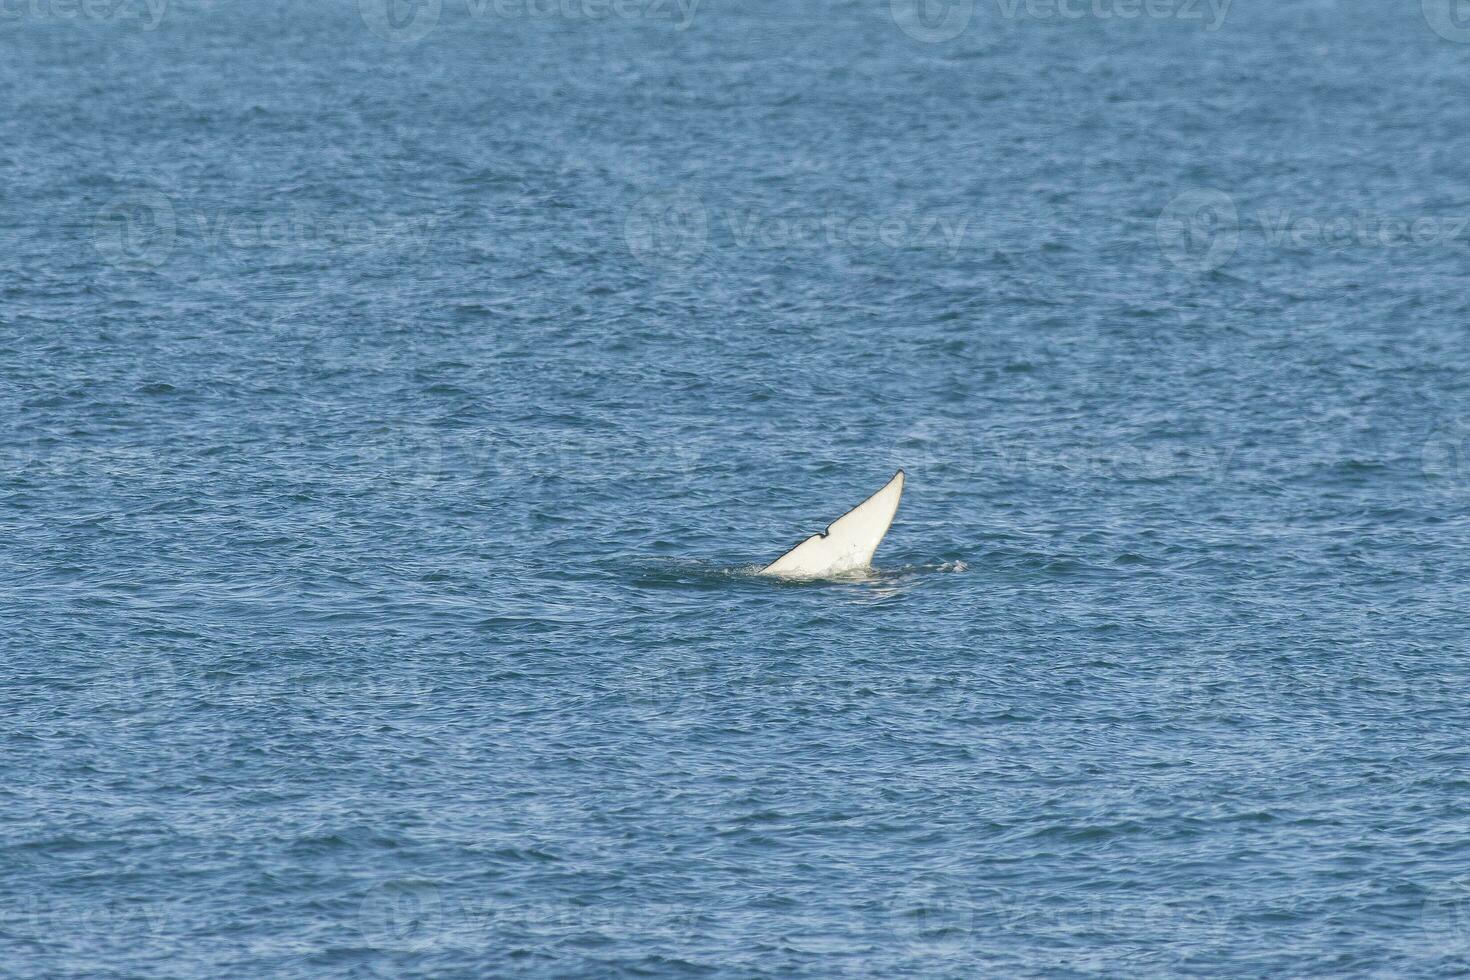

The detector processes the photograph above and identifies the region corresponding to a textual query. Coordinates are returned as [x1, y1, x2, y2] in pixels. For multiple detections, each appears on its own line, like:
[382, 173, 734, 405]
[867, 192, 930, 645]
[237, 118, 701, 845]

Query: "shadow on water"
[622, 557, 969, 598]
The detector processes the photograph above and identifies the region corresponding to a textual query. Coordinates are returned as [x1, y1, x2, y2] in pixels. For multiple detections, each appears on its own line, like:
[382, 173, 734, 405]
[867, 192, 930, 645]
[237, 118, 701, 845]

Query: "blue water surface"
[5, 0, 1470, 975]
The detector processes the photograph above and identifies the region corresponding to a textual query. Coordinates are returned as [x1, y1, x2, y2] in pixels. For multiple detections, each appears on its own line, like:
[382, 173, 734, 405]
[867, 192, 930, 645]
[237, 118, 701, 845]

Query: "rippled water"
[5, 1, 1470, 976]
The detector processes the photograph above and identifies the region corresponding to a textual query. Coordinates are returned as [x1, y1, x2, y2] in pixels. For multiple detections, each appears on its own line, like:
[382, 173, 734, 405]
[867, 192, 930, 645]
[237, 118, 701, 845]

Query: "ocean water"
[5, 0, 1470, 975]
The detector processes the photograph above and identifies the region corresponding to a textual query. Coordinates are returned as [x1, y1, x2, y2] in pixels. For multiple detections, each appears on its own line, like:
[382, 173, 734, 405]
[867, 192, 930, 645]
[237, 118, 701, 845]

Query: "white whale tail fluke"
[760, 470, 905, 579]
